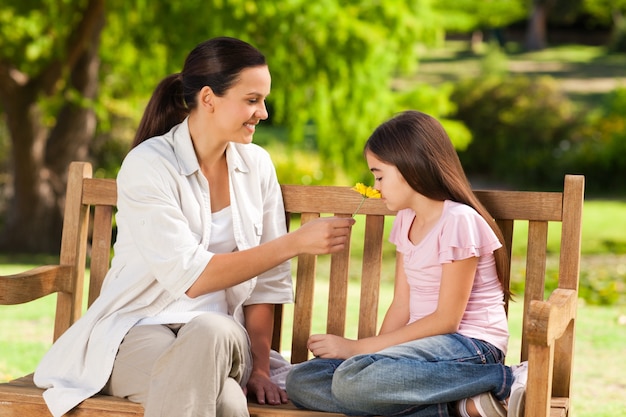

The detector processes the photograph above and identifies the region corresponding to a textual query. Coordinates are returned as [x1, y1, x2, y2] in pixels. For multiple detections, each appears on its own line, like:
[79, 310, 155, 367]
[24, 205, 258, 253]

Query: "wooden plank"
[0, 266, 72, 304]
[526, 343, 555, 417]
[290, 212, 319, 364]
[249, 402, 347, 417]
[358, 215, 385, 339]
[521, 220, 549, 360]
[82, 178, 117, 206]
[326, 214, 352, 336]
[88, 205, 114, 307]
[475, 190, 563, 221]
[54, 162, 92, 341]
[558, 175, 584, 291]
[281, 185, 394, 216]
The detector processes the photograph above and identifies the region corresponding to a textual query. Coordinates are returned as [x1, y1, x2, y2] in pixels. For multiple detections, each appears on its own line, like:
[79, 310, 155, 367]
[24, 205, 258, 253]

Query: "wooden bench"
[0, 161, 584, 417]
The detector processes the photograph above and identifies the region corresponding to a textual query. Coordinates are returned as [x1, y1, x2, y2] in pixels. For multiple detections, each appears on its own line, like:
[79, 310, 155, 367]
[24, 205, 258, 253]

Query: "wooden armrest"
[0, 265, 73, 305]
[526, 288, 577, 346]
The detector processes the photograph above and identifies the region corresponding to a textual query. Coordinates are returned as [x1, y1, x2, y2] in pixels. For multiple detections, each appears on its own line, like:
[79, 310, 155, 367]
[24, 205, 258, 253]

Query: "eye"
[375, 177, 382, 182]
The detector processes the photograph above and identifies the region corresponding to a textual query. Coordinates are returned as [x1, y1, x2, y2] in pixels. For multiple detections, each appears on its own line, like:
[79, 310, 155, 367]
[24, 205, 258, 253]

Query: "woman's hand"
[294, 217, 355, 255]
[245, 370, 288, 406]
[307, 334, 358, 360]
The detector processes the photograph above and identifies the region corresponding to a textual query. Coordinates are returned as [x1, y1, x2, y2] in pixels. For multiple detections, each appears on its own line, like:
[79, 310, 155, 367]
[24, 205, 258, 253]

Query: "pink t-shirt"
[389, 200, 509, 353]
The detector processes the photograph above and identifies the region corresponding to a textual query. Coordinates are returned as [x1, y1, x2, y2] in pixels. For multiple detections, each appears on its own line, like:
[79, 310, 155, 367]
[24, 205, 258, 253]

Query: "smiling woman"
[29, 36, 356, 417]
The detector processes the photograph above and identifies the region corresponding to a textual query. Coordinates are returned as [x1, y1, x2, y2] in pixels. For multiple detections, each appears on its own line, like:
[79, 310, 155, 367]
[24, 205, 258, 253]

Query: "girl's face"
[365, 150, 415, 211]
[212, 65, 271, 144]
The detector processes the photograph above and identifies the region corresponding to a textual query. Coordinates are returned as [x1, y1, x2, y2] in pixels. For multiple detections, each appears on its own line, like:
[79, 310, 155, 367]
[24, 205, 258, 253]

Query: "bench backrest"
[54, 161, 584, 406]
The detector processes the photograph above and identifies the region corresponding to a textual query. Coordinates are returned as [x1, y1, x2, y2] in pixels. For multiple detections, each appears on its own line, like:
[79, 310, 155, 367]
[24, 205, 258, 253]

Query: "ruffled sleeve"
[438, 202, 502, 264]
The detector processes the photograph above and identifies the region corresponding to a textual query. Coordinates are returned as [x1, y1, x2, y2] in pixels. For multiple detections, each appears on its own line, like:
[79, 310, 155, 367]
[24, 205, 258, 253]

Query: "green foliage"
[583, 0, 626, 27]
[451, 74, 580, 188]
[97, 0, 444, 177]
[1, 0, 448, 185]
[563, 88, 626, 194]
[0, 0, 86, 74]
[432, 0, 527, 32]
[609, 14, 626, 52]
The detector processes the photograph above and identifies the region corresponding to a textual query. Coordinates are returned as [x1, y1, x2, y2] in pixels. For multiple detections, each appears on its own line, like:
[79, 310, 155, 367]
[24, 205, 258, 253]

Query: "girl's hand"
[307, 334, 358, 359]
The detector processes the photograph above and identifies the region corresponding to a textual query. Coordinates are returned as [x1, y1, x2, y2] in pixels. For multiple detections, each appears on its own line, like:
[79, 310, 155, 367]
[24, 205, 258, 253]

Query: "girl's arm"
[308, 256, 478, 359]
[244, 303, 289, 405]
[378, 252, 410, 335]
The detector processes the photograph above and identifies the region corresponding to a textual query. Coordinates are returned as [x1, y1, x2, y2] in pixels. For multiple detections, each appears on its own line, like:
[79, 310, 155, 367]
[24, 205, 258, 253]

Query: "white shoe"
[508, 361, 528, 417]
[458, 392, 506, 417]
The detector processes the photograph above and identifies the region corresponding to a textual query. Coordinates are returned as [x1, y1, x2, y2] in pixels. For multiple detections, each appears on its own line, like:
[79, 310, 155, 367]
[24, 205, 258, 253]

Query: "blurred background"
[1, 0, 625, 254]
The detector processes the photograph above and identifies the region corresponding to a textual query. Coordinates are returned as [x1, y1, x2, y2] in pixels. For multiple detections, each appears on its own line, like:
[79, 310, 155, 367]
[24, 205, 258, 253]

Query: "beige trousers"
[103, 313, 252, 417]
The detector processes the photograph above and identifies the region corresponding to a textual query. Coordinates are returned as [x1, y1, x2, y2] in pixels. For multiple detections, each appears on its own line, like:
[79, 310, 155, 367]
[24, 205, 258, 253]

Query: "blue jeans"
[286, 333, 512, 417]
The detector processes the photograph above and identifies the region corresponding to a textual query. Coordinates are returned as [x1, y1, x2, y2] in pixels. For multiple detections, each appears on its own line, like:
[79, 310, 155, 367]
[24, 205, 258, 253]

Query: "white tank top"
[136, 206, 236, 326]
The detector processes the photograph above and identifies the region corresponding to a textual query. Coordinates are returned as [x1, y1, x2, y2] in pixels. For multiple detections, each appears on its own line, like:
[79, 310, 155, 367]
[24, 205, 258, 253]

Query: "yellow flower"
[352, 183, 382, 199]
[352, 183, 381, 216]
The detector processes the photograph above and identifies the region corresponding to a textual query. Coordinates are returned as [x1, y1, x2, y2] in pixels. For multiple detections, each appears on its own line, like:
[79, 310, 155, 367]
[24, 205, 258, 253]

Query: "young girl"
[286, 110, 527, 417]
[34, 37, 355, 417]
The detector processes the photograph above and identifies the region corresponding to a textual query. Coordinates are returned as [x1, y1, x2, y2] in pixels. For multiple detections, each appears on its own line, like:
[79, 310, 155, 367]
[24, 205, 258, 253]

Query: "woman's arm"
[186, 216, 354, 297]
[308, 256, 478, 359]
[243, 303, 288, 405]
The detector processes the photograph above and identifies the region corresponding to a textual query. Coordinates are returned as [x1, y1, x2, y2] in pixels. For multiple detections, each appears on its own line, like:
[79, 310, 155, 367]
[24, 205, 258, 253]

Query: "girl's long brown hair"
[131, 37, 266, 148]
[365, 110, 511, 300]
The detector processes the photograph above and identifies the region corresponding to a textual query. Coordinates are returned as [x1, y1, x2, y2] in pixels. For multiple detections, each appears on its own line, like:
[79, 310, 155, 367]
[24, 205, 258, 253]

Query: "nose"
[256, 101, 269, 120]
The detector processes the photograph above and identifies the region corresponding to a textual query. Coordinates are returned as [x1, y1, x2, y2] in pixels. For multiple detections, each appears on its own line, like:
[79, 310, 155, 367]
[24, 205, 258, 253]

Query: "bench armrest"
[526, 288, 577, 346]
[0, 265, 73, 305]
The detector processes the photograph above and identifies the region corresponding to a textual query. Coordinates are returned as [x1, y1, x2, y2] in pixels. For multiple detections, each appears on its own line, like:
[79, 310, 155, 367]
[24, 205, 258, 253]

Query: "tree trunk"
[525, 2, 548, 51]
[0, 2, 104, 254]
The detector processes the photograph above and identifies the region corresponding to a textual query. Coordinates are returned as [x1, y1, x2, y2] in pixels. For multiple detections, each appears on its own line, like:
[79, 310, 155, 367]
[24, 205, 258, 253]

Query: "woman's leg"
[104, 324, 176, 405]
[145, 313, 251, 417]
[104, 313, 251, 417]
[329, 333, 512, 417]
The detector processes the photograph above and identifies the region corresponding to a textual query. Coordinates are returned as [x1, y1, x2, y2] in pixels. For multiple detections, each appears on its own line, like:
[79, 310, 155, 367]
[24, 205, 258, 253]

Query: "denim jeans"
[285, 333, 512, 417]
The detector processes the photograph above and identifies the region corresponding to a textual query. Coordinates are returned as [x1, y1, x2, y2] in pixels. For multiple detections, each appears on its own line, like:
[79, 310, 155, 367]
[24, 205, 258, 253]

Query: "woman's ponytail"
[131, 73, 188, 149]
[131, 37, 266, 150]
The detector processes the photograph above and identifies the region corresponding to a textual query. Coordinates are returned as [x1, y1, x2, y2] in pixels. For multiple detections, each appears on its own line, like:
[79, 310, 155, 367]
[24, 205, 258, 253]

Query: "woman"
[286, 110, 527, 417]
[35, 37, 354, 417]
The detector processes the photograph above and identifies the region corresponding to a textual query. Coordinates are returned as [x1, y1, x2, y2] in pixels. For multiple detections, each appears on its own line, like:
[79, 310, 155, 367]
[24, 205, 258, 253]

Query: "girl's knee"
[331, 356, 378, 403]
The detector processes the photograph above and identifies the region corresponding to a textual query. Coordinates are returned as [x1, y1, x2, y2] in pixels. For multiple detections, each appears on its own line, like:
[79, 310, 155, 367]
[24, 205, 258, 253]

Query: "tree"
[432, 0, 527, 51]
[583, 0, 626, 51]
[0, 0, 105, 253]
[0, 0, 441, 253]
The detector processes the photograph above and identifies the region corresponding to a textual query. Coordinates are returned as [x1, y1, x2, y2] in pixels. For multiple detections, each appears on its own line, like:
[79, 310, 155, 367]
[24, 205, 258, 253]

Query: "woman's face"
[212, 65, 271, 144]
[365, 150, 414, 212]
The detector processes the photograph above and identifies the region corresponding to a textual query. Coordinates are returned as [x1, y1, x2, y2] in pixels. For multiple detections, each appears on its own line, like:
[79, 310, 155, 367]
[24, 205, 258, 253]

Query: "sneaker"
[458, 392, 507, 417]
[508, 361, 528, 417]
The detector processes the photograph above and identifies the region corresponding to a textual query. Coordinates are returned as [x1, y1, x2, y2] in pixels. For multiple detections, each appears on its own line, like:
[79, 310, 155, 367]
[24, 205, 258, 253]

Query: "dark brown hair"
[132, 37, 267, 148]
[365, 110, 511, 299]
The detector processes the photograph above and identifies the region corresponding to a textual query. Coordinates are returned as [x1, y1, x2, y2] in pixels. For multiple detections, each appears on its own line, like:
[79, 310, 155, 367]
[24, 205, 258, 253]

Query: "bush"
[451, 75, 580, 189]
[562, 87, 626, 195]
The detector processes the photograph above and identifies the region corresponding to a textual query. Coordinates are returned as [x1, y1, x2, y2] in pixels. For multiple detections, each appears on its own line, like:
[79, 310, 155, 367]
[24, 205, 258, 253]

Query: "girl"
[34, 37, 354, 417]
[286, 110, 527, 417]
